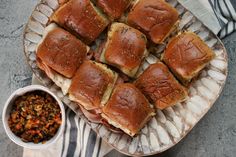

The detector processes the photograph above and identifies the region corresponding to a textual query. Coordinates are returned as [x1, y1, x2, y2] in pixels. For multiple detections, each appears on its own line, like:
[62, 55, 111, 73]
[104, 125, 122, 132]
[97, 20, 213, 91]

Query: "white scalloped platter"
[23, 0, 228, 156]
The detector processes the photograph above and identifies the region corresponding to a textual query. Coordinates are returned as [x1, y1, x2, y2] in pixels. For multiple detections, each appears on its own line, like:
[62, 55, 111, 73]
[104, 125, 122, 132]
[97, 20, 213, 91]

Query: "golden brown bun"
[69, 61, 118, 110]
[97, 0, 130, 19]
[127, 0, 178, 44]
[102, 83, 155, 136]
[52, 0, 109, 44]
[135, 62, 187, 110]
[162, 32, 215, 85]
[100, 22, 147, 77]
[36, 24, 88, 78]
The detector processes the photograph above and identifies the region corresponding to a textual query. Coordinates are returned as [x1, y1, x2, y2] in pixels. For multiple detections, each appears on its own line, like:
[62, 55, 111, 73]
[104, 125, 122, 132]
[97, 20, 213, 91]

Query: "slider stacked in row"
[51, 0, 178, 45]
[127, 0, 179, 44]
[135, 62, 187, 110]
[162, 32, 215, 85]
[51, 0, 109, 44]
[37, 24, 89, 78]
[36, 0, 215, 136]
[100, 22, 148, 77]
[36, 22, 155, 136]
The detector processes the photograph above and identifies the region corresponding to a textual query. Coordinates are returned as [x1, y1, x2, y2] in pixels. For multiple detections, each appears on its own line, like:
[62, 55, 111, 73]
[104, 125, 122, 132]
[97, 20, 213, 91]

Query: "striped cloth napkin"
[178, 0, 236, 38]
[23, 0, 236, 157]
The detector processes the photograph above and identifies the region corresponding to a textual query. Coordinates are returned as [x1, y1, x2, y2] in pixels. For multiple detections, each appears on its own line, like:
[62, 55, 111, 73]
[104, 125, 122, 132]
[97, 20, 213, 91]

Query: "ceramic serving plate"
[23, 0, 228, 156]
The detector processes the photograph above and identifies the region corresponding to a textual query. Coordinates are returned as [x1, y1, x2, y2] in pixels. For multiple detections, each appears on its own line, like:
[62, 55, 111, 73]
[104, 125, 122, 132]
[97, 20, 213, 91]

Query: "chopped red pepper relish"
[8, 91, 62, 143]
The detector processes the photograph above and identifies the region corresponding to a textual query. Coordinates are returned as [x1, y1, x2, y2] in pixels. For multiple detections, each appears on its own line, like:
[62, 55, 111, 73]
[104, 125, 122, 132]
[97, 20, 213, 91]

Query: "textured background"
[0, 0, 235, 157]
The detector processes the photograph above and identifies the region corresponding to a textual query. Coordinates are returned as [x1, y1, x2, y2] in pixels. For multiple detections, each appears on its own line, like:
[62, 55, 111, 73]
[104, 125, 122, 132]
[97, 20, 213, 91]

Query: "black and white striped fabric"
[209, 0, 236, 38]
[179, 0, 236, 38]
[23, 1, 236, 157]
[60, 109, 111, 157]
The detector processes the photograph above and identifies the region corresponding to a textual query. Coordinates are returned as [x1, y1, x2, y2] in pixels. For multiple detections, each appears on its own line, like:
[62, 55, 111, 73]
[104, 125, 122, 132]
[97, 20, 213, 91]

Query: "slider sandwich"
[51, 0, 110, 44]
[135, 62, 188, 109]
[162, 32, 215, 85]
[36, 23, 89, 94]
[102, 83, 155, 136]
[100, 22, 148, 77]
[68, 60, 118, 122]
[127, 0, 179, 44]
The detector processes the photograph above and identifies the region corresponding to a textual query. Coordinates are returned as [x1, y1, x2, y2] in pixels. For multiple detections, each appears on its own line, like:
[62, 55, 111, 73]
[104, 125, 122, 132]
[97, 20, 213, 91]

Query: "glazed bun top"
[37, 24, 88, 78]
[69, 60, 118, 110]
[102, 83, 155, 136]
[162, 32, 215, 84]
[101, 22, 147, 77]
[52, 0, 109, 44]
[127, 0, 179, 44]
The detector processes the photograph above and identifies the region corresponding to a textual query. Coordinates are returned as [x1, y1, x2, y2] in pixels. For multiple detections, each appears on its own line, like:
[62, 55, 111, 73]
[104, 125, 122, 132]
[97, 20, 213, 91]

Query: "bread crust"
[127, 0, 179, 44]
[37, 24, 88, 78]
[162, 32, 215, 85]
[100, 22, 147, 77]
[135, 62, 188, 109]
[97, 0, 130, 19]
[102, 83, 155, 136]
[52, 0, 109, 44]
[69, 61, 118, 110]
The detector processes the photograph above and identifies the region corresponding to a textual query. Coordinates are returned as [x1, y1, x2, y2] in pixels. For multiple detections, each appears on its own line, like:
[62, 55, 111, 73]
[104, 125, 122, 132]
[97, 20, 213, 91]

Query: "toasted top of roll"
[102, 83, 155, 136]
[127, 0, 179, 44]
[69, 61, 118, 110]
[52, 0, 109, 44]
[36, 24, 88, 78]
[135, 62, 187, 110]
[100, 22, 147, 77]
[97, 0, 130, 19]
[162, 32, 215, 85]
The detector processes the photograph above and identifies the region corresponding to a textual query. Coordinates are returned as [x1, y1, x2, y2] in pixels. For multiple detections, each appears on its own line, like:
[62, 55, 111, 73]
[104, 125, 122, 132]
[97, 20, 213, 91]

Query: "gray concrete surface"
[0, 0, 235, 157]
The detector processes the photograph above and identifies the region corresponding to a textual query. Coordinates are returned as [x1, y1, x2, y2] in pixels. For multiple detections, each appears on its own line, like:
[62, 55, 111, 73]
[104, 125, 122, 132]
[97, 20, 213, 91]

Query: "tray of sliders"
[23, 0, 228, 156]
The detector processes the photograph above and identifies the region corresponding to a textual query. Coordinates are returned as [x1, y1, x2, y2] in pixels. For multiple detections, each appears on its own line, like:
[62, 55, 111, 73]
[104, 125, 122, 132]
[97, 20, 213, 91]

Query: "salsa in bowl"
[2, 85, 65, 149]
